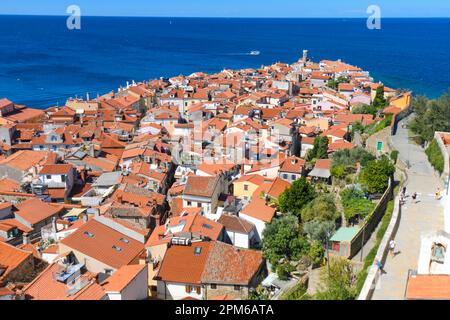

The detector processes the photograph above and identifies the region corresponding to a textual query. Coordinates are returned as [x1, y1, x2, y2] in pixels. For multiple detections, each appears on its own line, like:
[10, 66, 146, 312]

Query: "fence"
[348, 177, 394, 259]
[357, 157, 408, 300]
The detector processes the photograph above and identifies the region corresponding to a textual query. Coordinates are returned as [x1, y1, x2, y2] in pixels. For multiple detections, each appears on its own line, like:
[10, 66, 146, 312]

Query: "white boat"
[249, 50, 260, 56]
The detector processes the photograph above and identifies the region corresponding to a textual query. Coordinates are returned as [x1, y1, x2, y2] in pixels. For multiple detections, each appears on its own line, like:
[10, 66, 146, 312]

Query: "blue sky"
[1, 0, 449, 17]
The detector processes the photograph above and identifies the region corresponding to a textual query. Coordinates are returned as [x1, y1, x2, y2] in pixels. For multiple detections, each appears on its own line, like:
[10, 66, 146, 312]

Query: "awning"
[63, 208, 87, 218]
[308, 168, 331, 179]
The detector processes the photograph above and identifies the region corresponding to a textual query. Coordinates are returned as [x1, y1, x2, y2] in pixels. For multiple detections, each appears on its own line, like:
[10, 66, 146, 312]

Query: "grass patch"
[281, 281, 311, 300]
[364, 114, 393, 136]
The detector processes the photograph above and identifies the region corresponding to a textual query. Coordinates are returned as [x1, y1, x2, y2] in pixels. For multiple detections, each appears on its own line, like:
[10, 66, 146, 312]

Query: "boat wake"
[225, 51, 261, 56]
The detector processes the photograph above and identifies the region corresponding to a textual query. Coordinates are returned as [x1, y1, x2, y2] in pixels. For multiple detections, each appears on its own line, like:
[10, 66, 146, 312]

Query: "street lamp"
[325, 231, 331, 277]
[360, 226, 365, 262]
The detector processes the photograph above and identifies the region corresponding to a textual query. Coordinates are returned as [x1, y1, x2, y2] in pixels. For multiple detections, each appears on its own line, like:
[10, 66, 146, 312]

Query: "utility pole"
[326, 231, 331, 277]
[360, 226, 365, 262]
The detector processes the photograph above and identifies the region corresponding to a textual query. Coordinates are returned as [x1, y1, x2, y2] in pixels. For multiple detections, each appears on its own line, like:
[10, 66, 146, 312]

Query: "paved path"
[371, 117, 445, 300]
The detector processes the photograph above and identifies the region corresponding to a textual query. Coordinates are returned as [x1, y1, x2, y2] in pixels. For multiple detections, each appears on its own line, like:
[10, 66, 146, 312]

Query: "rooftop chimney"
[22, 233, 30, 245]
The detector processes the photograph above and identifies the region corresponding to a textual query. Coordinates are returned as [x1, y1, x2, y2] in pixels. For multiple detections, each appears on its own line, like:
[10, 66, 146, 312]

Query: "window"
[234, 285, 241, 291]
[244, 184, 249, 191]
[283, 174, 288, 179]
[112, 245, 123, 252]
[197, 203, 202, 208]
[196, 286, 201, 295]
[291, 174, 296, 180]
[46, 175, 51, 180]
[210, 284, 217, 289]
[105, 269, 113, 275]
[185, 285, 192, 293]
[187, 201, 192, 206]
[61, 175, 66, 182]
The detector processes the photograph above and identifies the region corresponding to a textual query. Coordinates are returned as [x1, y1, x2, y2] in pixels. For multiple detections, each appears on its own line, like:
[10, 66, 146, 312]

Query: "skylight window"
[202, 223, 213, 229]
[120, 238, 130, 244]
[112, 245, 123, 252]
[194, 247, 202, 256]
[84, 231, 94, 238]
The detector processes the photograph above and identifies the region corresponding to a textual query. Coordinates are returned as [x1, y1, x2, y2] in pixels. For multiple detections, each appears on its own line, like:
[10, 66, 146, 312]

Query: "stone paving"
[371, 117, 445, 300]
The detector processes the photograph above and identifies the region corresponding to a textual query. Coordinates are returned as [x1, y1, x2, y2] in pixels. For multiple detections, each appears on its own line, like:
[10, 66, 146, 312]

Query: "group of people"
[400, 186, 419, 205]
[374, 239, 397, 275]
[375, 185, 443, 275]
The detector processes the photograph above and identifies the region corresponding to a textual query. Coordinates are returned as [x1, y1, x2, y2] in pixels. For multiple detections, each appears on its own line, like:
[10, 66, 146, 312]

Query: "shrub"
[300, 194, 338, 223]
[279, 177, 316, 217]
[308, 240, 325, 268]
[425, 139, 444, 174]
[262, 216, 310, 269]
[359, 157, 395, 194]
[390, 150, 399, 163]
[340, 187, 375, 220]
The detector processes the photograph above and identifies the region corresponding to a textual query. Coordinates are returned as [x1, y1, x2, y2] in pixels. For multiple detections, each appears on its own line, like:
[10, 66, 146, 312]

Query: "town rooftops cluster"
[0, 51, 411, 300]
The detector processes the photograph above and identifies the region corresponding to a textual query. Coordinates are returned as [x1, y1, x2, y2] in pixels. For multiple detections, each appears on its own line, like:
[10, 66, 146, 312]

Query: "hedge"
[425, 139, 444, 174]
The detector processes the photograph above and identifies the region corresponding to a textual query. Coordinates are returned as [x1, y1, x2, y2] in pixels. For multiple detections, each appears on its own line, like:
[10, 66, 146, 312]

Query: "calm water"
[0, 16, 449, 108]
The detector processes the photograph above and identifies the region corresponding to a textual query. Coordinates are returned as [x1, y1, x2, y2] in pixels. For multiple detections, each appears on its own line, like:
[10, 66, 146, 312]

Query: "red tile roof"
[0, 241, 32, 284]
[14, 198, 63, 226]
[183, 176, 220, 198]
[39, 164, 74, 175]
[60, 219, 144, 270]
[102, 264, 147, 293]
[240, 197, 276, 223]
[406, 275, 450, 300]
[23, 262, 106, 300]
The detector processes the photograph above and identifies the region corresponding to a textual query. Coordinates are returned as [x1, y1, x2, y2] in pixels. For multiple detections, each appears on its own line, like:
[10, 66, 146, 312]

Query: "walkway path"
[371, 116, 445, 300]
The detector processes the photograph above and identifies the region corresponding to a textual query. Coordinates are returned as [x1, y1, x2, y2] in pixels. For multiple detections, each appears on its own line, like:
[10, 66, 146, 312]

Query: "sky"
[0, 0, 449, 18]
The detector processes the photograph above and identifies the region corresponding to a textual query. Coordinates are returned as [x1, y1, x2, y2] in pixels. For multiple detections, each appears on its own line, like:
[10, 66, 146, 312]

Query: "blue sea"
[0, 15, 449, 108]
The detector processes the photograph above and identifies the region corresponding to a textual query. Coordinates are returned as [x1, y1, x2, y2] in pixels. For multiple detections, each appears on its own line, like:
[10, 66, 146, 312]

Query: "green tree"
[307, 136, 329, 161]
[359, 157, 395, 193]
[315, 256, 357, 300]
[303, 220, 335, 244]
[308, 240, 325, 268]
[327, 76, 350, 90]
[372, 85, 387, 110]
[340, 187, 375, 221]
[409, 92, 450, 142]
[262, 215, 310, 268]
[279, 177, 316, 217]
[300, 194, 338, 223]
[331, 164, 347, 180]
[331, 147, 375, 169]
[352, 104, 378, 116]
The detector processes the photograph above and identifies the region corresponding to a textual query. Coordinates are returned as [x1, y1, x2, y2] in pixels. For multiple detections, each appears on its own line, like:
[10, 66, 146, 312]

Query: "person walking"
[375, 259, 385, 274]
[436, 188, 441, 200]
[389, 239, 396, 257]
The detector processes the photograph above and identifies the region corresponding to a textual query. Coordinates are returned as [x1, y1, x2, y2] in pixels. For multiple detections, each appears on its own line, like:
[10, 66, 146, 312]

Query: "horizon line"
[1, 13, 450, 19]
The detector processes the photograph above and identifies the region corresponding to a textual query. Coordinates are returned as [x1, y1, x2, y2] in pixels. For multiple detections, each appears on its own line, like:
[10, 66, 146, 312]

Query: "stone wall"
[366, 126, 392, 156]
